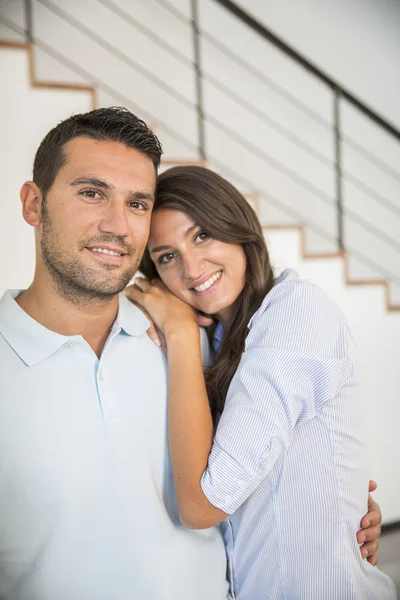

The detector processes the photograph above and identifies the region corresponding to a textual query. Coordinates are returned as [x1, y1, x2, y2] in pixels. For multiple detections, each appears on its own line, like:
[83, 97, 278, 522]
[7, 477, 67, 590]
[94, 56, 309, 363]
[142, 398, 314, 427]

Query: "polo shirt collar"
[114, 293, 150, 336]
[0, 290, 150, 367]
[0, 290, 69, 367]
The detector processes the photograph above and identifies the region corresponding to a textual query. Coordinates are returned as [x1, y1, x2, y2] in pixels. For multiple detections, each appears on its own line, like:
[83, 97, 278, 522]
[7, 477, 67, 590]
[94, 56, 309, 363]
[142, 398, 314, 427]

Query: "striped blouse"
[202, 269, 395, 599]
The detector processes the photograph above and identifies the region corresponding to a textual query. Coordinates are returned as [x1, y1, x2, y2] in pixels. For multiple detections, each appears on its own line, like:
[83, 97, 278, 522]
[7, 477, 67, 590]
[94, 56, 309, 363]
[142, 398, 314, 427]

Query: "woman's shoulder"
[247, 269, 352, 358]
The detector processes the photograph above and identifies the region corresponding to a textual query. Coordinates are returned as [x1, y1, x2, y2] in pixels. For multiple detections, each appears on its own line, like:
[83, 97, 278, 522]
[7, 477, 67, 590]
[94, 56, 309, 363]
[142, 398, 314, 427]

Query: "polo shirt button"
[98, 370, 104, 381]
[225, 495, 233, 504]
[69, 342, 79, 347]
[237, 480, 246, 489]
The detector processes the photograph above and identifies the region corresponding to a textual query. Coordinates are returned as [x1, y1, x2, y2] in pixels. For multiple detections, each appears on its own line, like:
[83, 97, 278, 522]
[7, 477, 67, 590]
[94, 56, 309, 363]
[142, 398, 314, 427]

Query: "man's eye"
[159, 252, 177, 265]
[129, 201, 147, 211]
[81, 190, 101, 199]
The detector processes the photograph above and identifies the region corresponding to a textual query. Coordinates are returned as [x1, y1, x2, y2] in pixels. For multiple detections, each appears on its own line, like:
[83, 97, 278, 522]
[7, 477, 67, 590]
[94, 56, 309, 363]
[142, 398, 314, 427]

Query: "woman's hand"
[124, 278, 198, 341]
[357, 480, 382, 565]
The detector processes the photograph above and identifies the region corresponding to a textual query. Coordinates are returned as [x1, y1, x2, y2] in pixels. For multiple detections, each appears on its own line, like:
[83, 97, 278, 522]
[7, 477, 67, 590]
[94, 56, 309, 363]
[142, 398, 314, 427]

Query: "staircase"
[1, 0, 400, 523]
[1, 0, 399, 309]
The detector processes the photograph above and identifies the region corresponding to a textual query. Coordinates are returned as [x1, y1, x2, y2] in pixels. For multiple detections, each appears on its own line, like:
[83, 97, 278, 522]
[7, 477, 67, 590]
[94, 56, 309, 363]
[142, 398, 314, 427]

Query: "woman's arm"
[126, 279, 227, 529]
[166, 323, 228, 528]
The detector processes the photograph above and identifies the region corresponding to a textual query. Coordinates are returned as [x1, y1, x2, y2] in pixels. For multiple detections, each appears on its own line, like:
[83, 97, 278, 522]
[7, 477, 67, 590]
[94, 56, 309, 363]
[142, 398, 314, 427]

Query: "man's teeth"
[91, 247, 122, 257]
[194, 271, 221, 292]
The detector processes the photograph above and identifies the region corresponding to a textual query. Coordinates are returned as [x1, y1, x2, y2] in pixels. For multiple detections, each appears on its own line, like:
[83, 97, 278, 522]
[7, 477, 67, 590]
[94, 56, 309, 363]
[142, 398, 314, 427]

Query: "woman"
[128, 166, 394, 599]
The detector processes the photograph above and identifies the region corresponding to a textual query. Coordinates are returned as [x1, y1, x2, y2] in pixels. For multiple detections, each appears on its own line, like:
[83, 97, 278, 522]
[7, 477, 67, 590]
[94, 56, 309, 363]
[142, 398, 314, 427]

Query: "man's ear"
[20, 181, 43, 227]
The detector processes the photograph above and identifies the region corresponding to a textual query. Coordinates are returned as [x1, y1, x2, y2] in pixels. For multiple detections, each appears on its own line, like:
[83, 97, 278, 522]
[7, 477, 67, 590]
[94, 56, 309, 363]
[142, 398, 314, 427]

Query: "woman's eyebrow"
[150, 224, 198, 255]
[150, 244, 172, 254]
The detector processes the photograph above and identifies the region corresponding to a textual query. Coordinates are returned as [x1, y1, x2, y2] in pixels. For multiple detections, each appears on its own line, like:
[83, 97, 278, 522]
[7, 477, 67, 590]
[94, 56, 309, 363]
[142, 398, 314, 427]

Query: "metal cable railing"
[154, 1, 400, 218]
[213, 0, 400, 142]
[1, 0, 399, 298]
[34, 0, 195, 111]
[0, 13, 198, 155]
[209, 155, 400, 287]
[97, 0, 193, 69]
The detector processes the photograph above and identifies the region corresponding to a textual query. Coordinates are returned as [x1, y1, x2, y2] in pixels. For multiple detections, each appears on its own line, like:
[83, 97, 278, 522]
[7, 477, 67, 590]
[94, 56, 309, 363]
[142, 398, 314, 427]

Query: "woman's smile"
[148, 209, 247, 325]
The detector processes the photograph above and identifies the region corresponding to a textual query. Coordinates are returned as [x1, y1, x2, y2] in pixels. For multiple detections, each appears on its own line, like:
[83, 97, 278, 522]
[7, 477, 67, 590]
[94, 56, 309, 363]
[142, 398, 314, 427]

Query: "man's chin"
[55, 274, 135, 302]
[84, 277, 134, 297]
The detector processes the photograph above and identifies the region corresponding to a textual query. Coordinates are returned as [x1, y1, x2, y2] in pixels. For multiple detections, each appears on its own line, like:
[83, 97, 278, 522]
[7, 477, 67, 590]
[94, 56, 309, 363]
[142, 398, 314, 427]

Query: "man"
[0, 107, 381, 599]
[0, 108, 228, 599]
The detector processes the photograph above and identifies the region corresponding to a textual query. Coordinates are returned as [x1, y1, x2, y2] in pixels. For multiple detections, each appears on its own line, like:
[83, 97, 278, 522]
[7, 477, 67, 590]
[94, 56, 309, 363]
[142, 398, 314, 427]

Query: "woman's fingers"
[358, 524, 382, 545]
[360, 537, 379, 565]
[124, 283, 162, 348]
[146, 322, 162, 347]
[360, 535, 380, 561]
[361, 494, 382, 529]
[358, 486, 382, 566]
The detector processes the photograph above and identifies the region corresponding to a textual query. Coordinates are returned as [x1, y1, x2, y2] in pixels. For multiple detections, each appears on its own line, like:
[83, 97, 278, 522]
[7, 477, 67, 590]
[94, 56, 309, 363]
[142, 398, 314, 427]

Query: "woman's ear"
[20, 181, 43, 227]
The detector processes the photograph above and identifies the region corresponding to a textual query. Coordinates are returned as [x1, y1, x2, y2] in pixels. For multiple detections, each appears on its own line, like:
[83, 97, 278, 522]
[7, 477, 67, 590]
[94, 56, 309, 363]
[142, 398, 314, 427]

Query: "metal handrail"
[210, 156, 400, 287]
[343, 173, 400, 220]
[97, 0, 193, 69]
[202, 71, 332, 167]
[23, 0, 32, 42]
[0, 13, 198, 156]
[191, 0, 206, 161]
[20, 0, 400, 186]
[213, 0, 400, 142]
[152, 0, 400, 210]
[35, 0, 195, 111]
[2, 4, 399, 256]
[342, 135, 400, 185]
[1, 0, 399, 291]
[151, 0, 190, 26]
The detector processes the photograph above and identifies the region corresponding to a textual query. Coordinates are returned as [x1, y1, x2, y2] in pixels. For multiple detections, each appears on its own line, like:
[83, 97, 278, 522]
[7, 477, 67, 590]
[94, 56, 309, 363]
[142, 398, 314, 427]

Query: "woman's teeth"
[194, 271, 222, 292]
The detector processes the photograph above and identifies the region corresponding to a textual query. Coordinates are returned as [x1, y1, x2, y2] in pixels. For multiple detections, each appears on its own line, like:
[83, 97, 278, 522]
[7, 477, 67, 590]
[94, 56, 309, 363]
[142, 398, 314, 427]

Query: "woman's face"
[148, 209, 247, 324]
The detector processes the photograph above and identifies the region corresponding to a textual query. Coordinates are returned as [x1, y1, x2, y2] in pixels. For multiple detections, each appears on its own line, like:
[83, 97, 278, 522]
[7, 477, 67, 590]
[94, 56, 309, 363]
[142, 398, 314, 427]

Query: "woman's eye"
[196, 231, 209, 242]
[159, 252, 177, 265]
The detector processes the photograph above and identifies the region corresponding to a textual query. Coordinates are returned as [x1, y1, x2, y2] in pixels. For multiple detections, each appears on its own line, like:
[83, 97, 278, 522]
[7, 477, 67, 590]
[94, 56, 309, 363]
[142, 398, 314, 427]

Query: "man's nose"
[99, 202, 129, 238]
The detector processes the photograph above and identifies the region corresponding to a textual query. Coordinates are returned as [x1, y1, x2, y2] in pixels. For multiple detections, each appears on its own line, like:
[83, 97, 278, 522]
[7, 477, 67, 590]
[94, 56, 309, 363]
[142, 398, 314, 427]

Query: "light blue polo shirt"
[0, 290, 228, 600]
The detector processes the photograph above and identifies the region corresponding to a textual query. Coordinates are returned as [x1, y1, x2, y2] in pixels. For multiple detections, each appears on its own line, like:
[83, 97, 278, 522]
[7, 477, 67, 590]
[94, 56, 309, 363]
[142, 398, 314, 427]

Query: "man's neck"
[17, 276, 119, 357]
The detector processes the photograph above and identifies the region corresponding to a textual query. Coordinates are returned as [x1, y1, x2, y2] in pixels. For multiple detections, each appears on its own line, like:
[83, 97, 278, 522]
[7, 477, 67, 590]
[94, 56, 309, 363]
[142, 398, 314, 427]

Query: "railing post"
[191, 0, 207, 163]
[24, 0, 33, 43]
[334, 87, 344, 252]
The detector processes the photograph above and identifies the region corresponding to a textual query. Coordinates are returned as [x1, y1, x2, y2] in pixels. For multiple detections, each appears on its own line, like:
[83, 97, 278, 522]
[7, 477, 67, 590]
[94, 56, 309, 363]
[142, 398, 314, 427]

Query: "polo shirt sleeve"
[200, 281, 352, 515]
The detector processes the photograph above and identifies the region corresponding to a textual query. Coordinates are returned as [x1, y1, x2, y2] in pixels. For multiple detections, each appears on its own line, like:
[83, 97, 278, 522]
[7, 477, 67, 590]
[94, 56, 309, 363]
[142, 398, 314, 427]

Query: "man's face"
[38, 137, 156, 300]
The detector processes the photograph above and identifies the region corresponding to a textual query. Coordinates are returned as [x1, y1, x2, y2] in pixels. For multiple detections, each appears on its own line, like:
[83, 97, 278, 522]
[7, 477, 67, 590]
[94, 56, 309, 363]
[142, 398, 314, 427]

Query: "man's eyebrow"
[70, 179, 154, 202]
[131, 191, 155, 203]
[150, 224, 197, 254]
[70, 177, 112, 190]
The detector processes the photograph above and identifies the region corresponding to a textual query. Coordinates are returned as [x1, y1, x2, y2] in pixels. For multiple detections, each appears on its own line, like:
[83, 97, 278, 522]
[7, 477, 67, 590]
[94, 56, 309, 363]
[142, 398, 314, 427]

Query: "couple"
[0, 107, 394, 599]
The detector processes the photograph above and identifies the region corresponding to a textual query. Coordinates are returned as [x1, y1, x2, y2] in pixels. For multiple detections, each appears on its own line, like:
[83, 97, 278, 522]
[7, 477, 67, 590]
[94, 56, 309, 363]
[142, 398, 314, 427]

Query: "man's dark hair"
[33, 106, 163, 197]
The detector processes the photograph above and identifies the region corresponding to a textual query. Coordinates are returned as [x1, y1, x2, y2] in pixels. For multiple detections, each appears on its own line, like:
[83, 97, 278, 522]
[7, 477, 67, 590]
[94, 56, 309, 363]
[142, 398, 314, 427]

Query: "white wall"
[234, 0, 400, 130]
[0, 47, 92, 293]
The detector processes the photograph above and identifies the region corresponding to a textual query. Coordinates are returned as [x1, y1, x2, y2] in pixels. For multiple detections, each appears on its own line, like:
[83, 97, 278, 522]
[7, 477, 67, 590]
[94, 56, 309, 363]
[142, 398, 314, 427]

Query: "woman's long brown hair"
[140, 166, 275, 417]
